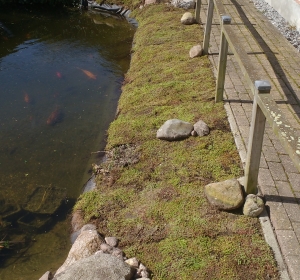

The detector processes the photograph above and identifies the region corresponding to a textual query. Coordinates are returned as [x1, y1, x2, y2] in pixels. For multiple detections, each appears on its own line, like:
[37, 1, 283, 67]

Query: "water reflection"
[0, 7, 135, 279]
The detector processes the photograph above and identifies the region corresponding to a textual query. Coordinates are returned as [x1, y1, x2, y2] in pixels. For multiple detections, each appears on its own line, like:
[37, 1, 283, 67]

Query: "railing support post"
[244, 81, 271, 194]
[203, 0, 214, 54]
[195, 0, 202, 23]
[215, 15, 231, 102]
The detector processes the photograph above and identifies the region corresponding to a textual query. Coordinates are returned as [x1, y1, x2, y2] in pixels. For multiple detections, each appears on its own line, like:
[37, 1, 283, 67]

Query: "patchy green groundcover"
[74, 4, 279, 279]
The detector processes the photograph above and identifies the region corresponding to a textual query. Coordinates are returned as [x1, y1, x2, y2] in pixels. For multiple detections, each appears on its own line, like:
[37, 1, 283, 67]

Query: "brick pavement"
[199, 0, 300, 279]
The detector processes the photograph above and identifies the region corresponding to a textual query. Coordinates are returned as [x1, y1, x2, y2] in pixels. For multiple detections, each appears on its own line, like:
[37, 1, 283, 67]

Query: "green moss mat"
[74, 4, 279, 279]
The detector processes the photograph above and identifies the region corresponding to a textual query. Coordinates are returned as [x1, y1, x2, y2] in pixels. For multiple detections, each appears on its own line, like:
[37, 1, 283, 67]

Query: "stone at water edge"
[156, 119, 193, 141]
[189, 45, 203, 58]
[39, 271, 52, 280]
[193, 120, 210, 136]
[55, 229, 103, 276]
[204, 179, 244, 210]
[53, 254, 134, 280]
[181, 12, 196, 25]
[243, 194, 264, 217]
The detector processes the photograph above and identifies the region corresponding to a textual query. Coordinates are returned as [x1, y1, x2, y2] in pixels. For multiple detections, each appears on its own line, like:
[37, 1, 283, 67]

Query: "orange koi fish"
[78, 68, 96, 80]
[24, 92, 30, 103]
[56, 72, 62, 78]
[46, 107, 63, 126]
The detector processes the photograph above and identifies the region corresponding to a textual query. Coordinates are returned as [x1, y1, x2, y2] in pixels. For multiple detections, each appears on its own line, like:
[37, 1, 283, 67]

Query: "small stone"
[100, 243, 113, 253]
[171, 0, 195, 9]
[243, 194, 264, 217]
[204, 179, 244, 210]
[139, 263, 147, 270]
[181, 12, 196, 25]
[189, 44, 203, 58]
[141, 270, 149, 278]
[111, 248, 124, 259]
[193, 120, 210, 136]
[125, 257, 139, 268]
[105, 236, 119, 247]
[144, 0, 156, 5]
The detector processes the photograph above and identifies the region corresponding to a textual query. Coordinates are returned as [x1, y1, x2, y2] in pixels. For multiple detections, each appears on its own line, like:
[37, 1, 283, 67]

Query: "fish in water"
[78, 68, 96, 80]
[56, 71, 62, 78]
[24, 92, 30, 103]
[46, 107, 64, 126]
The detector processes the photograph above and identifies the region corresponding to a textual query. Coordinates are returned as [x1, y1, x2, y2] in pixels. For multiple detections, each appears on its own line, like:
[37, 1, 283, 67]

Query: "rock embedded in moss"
[193, 119, 210, 136]
[189, 44, 203, 58]
[204, 179, 244, 210]
[181, 12, 196, 25]
[243, 194, 264, 217]
[156, 119, 193, 141]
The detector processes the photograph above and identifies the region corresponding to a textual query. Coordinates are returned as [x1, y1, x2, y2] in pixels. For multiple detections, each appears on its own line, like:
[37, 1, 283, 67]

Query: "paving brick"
[275, 230, 300, 256]
[284, 255, 300, 280]
[279, 154, 300, 174]
[258, 167, 275, 187]
[262, 145, 281, 163]
[287, 173, 300, 192]
[268, 202, 293, 230]
[268, 162, 288, 182]
[292, 222, 300, 243]
[270, 139, 287, 155]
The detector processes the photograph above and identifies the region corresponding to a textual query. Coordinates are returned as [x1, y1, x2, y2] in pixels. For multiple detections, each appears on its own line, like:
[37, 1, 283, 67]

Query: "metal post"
[244, 80, 271, 194]
[195, 0, 202, 23]
[215, 15, 231, 102]
[203, 0, 214, 54]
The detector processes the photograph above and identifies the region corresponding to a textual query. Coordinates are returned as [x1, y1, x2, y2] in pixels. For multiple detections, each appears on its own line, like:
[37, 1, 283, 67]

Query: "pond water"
[0, 7, 135, 279]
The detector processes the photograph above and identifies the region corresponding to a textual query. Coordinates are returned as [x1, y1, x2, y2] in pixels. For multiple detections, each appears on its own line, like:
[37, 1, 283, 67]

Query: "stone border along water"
[252, 0, 300, 52]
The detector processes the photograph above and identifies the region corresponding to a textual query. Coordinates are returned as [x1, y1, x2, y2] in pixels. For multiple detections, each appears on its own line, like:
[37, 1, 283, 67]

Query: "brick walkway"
[199, 0, 300, 279]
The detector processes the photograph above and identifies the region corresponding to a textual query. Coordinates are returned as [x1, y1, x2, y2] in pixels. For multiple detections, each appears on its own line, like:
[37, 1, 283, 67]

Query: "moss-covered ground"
[74, 3, 279, 279]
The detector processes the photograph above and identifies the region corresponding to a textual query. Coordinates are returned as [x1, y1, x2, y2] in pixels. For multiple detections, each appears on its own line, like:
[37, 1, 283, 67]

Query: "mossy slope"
[75, 4, 279, 279]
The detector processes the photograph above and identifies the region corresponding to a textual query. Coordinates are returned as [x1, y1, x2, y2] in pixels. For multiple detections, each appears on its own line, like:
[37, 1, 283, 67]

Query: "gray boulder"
[53, 254, 134, 280]
[181, 12, 196, 25]
[189, 45, 203, 58]
[243, 194, 264, 217]
[55, 230, 103, 275]
[157, 119, 193, 141]
[193, 120, 209, 136]
[204, 179, 244, 210]
[171, 0, 195, 9]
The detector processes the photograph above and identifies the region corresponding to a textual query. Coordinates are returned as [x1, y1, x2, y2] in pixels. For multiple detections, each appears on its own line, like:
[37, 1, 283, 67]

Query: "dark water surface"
[0, 7, 135, 279]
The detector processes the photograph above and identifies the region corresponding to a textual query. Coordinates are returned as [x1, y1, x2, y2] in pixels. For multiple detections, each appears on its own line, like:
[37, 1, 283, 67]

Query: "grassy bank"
[74, 4, 279, 279]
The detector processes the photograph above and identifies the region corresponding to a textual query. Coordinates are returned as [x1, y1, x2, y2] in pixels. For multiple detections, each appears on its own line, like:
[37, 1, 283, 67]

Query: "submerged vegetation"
[74, 3, 279, 280]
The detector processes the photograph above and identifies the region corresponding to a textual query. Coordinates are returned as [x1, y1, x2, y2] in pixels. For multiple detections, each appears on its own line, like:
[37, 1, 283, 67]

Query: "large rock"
[204, 179, 244, 210]
[55, 230, 103, 275]
[53, 254, 134, 280]
[156, 119, 193, 141]
[171, 0, 195, 9]
[181, 12, 196, 25]
[243, 194, 264, 217]
[189, 45, 203, 58]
